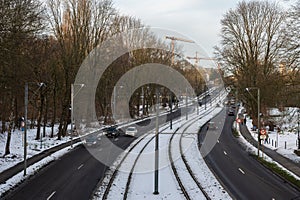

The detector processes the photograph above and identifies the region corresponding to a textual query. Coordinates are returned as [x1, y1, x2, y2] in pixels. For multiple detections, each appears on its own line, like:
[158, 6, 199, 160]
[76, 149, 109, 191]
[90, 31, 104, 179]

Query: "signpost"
[260, 129, 267, 140]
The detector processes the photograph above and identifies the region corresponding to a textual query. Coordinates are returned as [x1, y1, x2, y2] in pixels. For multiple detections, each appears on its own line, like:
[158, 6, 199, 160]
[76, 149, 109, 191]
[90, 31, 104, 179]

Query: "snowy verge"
[233, 119, 300, 182]
[0, 142, 82, 197]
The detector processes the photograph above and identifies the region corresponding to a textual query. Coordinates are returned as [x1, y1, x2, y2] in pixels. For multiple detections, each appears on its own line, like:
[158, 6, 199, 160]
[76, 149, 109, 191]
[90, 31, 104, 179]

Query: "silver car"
[125, 126, 137, 137]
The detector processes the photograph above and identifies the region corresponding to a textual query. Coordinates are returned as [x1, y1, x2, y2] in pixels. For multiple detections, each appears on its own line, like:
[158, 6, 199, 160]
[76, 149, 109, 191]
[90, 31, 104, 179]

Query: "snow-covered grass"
[93, 92, 230, 200]
[0, 142, 82, 196]
[244, 114, 300, 164]
[0, 126, 71, 173]
[0, 89, 228, 199]
[235, 106, 300, 182]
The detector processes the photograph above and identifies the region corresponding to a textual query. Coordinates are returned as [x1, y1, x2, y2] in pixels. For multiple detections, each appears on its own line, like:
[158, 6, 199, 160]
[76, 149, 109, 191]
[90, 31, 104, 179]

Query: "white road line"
[47, 191, 56, 200]
[78, 164, 84, 170]
[223, 151, 227, 155]
[98, 148, 103, 152]
[238, 168, 245, 175]
[114, 138, 119, 141]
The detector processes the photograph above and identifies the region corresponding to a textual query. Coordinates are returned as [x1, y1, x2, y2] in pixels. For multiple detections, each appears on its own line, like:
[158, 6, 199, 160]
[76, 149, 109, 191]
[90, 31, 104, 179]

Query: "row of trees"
[1, 0, 207, 155]
[216, 0, 300, 125]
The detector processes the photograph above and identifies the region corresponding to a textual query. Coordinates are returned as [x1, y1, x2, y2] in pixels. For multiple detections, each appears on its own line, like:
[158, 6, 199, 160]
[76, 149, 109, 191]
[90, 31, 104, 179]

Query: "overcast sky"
[113, 0, 292, 60]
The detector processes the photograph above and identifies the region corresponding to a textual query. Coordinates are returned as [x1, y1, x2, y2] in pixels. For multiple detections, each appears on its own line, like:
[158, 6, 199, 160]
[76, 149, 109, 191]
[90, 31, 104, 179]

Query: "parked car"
[228, 109, 235, 116]
[103, 125, 121, 138]
[125, 126, 137, 137]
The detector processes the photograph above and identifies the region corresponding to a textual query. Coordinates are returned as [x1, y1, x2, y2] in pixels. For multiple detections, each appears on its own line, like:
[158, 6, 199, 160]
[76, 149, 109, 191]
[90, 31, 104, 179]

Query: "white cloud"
[113, 0, 293, 57]
[114, 0, 240, 57]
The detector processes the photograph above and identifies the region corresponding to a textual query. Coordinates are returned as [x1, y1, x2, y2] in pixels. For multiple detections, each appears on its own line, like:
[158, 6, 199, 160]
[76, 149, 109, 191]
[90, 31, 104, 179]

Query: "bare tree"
[0, 0, 45, 155]
[282, 0, 300, 107]
[284, 0, 300, 71]
[47, 0, 117, 138]
[215, 0, 286, 123]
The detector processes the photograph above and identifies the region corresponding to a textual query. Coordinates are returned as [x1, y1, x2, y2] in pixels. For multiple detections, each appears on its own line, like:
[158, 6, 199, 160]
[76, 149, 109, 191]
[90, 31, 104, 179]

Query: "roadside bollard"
[285, 141, 287, 149]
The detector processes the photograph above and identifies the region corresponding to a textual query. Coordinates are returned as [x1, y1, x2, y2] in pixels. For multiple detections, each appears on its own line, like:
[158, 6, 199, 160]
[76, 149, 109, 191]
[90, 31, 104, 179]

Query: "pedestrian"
[264, 134, 269, 144]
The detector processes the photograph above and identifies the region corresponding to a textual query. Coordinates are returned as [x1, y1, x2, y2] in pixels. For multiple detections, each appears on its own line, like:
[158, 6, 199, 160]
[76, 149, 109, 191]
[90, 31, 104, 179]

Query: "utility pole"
[24, 83, 28, 176]
[154, 88, 159, 195]
[170, 94, 173, 129]
[24, 82, 44, 176]
[70, 83, 84, 148]
[298, 108, 300, 150]
[186, 88, 188, 120]
[71, 84, 74, 148]
[257, 88, 261, 157]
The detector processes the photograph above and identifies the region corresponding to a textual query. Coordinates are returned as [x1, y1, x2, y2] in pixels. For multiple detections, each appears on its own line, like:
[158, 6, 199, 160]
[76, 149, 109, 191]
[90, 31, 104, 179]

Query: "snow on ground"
[182, 111, 230, 200]
[0, 142, 82, 196]
[94, 91, 231, 200]
[0, 126, 69, 173]
[243, 112, 300, 164]
[0, 124, 99, 174]
[234, 122, 300, 181]
[235, 107, 300, 181]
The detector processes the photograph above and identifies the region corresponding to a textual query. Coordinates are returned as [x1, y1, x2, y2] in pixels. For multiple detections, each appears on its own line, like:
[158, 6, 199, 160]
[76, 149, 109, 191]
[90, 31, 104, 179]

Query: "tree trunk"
[4, 98, 15, 156]
[36, 92, 44, 140]
[43, 96, 47, 137]
[51, 79, 57, 138]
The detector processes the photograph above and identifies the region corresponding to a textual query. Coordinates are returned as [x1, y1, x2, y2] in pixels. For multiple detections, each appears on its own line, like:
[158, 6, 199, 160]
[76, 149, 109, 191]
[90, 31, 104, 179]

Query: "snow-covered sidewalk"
[244, 115, 300, 164]
[234, 106, 300, 182]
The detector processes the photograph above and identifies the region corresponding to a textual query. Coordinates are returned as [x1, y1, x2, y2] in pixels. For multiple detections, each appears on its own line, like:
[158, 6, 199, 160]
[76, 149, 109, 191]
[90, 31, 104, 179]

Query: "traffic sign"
[260, 129, 267, 135]
[260, 134, 267, 140]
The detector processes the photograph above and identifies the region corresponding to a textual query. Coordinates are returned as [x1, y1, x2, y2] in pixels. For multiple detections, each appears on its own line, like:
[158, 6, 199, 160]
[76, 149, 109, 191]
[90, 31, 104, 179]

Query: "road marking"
[223, 151, 227, 155]
[98, 148, 103, 152]
[78, 164, 84, 170]
[114, 138, 119, 141]
[47, 191, 56, 200]
[238, 168, 245, 175]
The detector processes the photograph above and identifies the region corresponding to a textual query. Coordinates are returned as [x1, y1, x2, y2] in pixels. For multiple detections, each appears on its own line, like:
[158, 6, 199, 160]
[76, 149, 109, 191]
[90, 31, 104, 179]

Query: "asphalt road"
[200, 107, 300, 200]
[3, 107, 184, 200]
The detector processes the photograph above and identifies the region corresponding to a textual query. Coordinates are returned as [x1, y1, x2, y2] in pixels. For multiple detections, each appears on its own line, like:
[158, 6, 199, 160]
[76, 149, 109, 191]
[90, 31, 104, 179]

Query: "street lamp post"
[186, 88, 188, 120]
[113, 85, 124, 121]
[297, 109, 300, 150]
[24, 83, 28, 176]
[24, 82, 44, 176]
[169, 92, 173, 129]
[154, 88, 159, 195]
[70, 83, 84, 148]
[246, 87, 261, 157]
